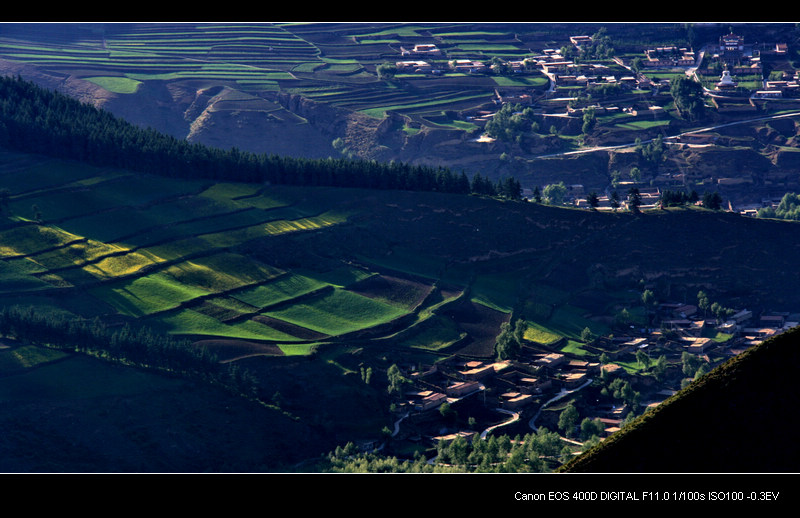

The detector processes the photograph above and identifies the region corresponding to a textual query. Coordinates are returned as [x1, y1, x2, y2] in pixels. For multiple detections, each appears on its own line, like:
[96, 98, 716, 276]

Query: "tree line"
[0, 75, 522, 199]
[0, 305, 259, 399]
[320, 427, 568, 473]
[757, 192, 800, 220]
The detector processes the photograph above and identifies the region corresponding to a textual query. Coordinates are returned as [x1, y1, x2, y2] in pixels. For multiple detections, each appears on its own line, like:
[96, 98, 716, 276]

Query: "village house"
[601, 363, 626, 378]
[517, 375, 552, 394]
[760, 314, 786, 328]
[742, 327, 779, 339]
[395, 60, 434, 73]
[764, 80, 800, 97]
[414, 391, 447, 411]
[555, 74, 589, 87]
[661, 318, 694, 330]
[568, 105, 612, 116]
[729, 309, 753, 324]
[567, 359, 601, 375]
[570, 35, 593, 47]
[401, 43, 442, 57]
[689, 319, 709, 336]
[716, 320, 740, 334]
[540, 60, 577, 75]
[562, 370, 589, 389]
[498, 369, 552, 394]
[620, 337, 648, 352]
[595, 417, 622, 437]
[458, 360, 509, 381]
[683, 337, 714, 354]
[507, 60, 529, 73]
[671, 304, 698, 319]
[754, 89, 782, 99]
[533, 352, 568, 370]
[446, 380, 481, 398]
[644, 46, 696, 67]
[449, 59, 488, 74]
[459, 363, 494, 380]
[409, 363, 438, 380]
[627, 105, 666, 118]
[499, 391, 535, 410]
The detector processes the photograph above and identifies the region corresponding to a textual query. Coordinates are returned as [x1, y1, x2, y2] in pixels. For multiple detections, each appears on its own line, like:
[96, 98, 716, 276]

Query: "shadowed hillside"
[561, 325, 800, 473]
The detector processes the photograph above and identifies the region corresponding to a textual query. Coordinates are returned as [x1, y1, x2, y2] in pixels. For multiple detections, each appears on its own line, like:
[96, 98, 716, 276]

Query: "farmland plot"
[263, 288, 408, 337]
[0, 148, 568, 359]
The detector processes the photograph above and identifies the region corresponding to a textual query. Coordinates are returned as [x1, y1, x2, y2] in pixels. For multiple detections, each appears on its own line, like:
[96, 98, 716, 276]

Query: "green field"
[0, 154, 501, 354]
[263, 288, 408, 336]
[0, 23, 552, 132]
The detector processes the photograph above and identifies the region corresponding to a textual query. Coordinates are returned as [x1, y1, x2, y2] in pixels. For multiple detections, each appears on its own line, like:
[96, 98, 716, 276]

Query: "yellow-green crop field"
[0, 152, 449, 353]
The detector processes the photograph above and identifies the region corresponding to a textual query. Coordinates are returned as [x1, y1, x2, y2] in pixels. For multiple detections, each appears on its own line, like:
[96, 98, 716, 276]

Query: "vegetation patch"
[190, 339, 285, 362]
[439, 298, 511, 357]
[84, 76, 142, 94]
[470, 272, 521, 313]
[397, 314, 466, 351]
[231, 273, 328, 308]
[263, 288, 408, 336]
[346, 274, 434, 309]
[523, 321, 562, 345]
[0, 344, 69, 373]
[90, 272, 210, 317]
[154, 308, 301, 341]
[162, 253, 282, 293]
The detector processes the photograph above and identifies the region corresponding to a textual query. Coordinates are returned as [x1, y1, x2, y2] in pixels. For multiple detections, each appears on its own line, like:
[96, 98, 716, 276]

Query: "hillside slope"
[3, 73, 800, 472]
[561, 325, 800, 473]
[3, 21, 798, 205]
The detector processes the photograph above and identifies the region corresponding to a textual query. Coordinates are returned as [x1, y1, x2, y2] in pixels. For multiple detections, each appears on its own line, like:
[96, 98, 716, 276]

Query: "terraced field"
[0, 22, 548, 123]
[0, 150, 519, 359]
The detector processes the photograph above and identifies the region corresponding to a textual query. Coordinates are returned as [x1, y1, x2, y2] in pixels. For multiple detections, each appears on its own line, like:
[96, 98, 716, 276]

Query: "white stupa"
[716, 69, 737, 90]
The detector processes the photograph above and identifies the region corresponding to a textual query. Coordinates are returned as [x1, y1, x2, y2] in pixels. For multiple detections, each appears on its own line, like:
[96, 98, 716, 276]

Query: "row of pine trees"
[0, 305, 259, 399]
[0, 75, 522, 199]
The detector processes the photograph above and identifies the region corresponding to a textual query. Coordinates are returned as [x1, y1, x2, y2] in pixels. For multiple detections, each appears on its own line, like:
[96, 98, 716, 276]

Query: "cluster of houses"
[393, 298, 797, 447]
[644, 46, 696, 68]
[396, 39, 651, 90]
[569, 185, 663, 211]
[403, 353, 598, 413]
[395, 31, 798, 110]
[656, 304, 797, 350]
[396, 43, 531, 76]
[397, 344, 633, 443]
[735, 195, 792, 217]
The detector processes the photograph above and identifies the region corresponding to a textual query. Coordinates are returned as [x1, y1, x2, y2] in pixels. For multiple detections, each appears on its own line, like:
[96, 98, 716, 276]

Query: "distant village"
[397, 32, 797, 98]
[395, 32, 800, 217]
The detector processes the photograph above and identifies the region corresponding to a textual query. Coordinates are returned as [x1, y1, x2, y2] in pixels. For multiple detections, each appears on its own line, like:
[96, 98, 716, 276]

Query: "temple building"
[719, 32, 745, 62]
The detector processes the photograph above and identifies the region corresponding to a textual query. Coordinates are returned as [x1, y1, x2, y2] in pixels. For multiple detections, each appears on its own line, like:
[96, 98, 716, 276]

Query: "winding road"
[533, 109, 800, 160]
[527, 378, 594, 432]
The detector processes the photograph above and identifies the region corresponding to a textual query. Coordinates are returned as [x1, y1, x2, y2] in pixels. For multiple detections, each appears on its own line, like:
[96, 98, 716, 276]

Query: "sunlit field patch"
[263, 288, 408, 336]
